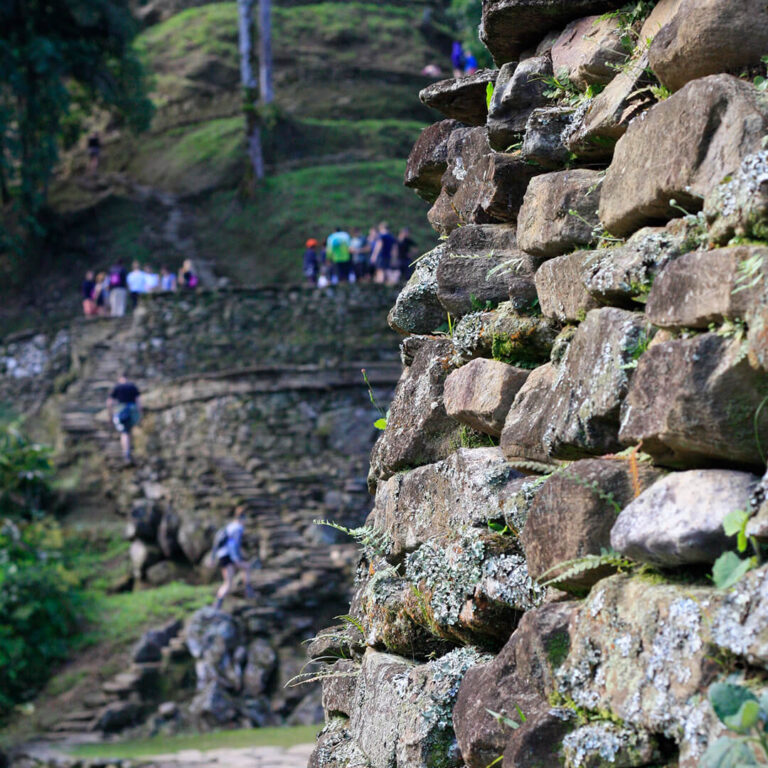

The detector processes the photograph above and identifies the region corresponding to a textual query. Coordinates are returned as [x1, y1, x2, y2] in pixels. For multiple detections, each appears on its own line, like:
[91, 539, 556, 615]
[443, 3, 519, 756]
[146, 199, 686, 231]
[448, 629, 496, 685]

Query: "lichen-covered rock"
[556, 575, 719, 767]
[309, 716, 372, 768]
[369, 447, 532, 561]
[551, 15, 625, 89]
[619, 333, 768, 469]
[648, 0, 768, 92]
[523, 459, 663, 588]
[522, 106, 574, 169]
[419, 70, 497, 126]
[388, 243, 447, 335]
[646, 247, 768, 329]
[704, 150, 768, 246]
[564, 52, 654, 161]
[612, 469, 759, 567]
[517, 170, 603, 258]
[487, 56, 552, 151]
[322, 659, 360, 719]
[562, 721, 660, 768]
[368, 336, 460, 490]
[444, 359, 530, 437]
[454, 602, 578, 768]
[535, 251, 603, 323]
[600, 75, 768, 236]
[480, 0, 623, 65]
[404, 119, 462, 203]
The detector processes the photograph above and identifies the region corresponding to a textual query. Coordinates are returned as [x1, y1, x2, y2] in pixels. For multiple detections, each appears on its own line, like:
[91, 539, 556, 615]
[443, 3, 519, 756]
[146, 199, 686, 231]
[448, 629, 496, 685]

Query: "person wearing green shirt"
[325, 227, 352, 283]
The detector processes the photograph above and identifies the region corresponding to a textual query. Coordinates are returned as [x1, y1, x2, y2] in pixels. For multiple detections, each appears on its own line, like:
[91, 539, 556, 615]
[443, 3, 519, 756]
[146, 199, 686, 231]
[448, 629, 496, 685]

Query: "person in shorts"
[107, 373, 141, 464]
[213, 506, 254, 609]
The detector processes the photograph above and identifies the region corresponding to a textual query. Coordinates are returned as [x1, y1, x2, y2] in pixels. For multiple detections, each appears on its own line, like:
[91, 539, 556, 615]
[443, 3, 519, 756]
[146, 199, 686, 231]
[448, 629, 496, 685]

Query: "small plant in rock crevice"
[361, 368, 388, 430]
[620, 326, 653, 370]
[710, 506, 763, 589]
[313, 519, 392, 559]
[538, 548, 636, 594]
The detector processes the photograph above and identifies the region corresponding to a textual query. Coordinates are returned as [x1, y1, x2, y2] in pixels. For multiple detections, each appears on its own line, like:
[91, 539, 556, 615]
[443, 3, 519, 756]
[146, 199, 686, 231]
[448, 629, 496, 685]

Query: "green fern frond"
[335, 614, 365, 637]
[505, 459, 560, 475]
[539, 549, 634, 588]
[313, 519, 392, 557]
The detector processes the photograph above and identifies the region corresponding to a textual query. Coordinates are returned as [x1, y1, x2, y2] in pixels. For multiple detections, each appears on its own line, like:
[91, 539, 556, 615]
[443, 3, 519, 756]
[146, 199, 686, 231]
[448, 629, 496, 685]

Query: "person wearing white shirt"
[143, 265, 160, 293]
[127, 261, 146, 309]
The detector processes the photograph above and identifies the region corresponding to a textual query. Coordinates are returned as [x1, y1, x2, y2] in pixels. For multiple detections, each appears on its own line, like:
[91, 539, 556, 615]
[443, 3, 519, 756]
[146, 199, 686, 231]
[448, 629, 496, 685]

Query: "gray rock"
[129, 539, 162, 580]
[96, 700, 141, 733]
[535, 251, 602, 323]
[177, 515, 213, 565]
[419, 70, 497, 125]
[243, 637, 277, 697]
[404, 119, 462, 203]
[189, 681, 239, 726]
[322, 659, 359, 718]
[309, 717, 372, 768]
[611, 469, 759, 567]
[522, 106, 574, 169]
[517, 169, 603, 259]
[619, 333, 768, 469]
[444, 358, 530, 436]
[600, 75, 768, 237]
[388, 243, 447, 335]
[562, 722, 660, 768]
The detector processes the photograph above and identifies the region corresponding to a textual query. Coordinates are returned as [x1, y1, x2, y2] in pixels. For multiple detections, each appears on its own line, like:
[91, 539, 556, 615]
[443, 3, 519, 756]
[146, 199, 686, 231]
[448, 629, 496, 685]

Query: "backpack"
[188, 273, 199, 288]
[209, 525, 229, 564]
[109, 268, 122, 287]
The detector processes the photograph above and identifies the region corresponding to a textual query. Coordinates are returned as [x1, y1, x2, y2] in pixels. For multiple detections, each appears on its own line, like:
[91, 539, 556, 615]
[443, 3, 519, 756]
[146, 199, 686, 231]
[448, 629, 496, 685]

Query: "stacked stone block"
[309, 2, 768, 767]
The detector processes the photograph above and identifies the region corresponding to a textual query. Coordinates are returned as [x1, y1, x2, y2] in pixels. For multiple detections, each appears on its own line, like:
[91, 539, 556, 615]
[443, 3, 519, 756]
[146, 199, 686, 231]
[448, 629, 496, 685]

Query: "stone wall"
[309, 3, 768, 767]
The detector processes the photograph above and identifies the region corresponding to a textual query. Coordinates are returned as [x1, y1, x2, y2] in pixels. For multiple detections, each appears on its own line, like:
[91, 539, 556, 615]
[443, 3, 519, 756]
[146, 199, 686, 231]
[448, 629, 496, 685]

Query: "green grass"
[194, 159, 435, 284]
[68, 724, 321, 758]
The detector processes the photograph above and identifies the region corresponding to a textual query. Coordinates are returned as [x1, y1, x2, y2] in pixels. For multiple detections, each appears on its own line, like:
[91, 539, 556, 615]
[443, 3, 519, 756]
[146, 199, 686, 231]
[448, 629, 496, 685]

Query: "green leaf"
[700, 736, 760, 768]
[712, 552, 756, 589]
[709, 683, 759, 726]
[486, 82, 495, 110]
[723, 509, 749, 537]
[373, 418, 387, 431]
[724, 699, 761, 733]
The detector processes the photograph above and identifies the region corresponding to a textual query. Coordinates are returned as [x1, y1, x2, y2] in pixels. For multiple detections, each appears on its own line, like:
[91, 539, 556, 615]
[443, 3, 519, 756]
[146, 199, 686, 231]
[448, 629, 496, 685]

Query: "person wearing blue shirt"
[214, 506, 254, 608]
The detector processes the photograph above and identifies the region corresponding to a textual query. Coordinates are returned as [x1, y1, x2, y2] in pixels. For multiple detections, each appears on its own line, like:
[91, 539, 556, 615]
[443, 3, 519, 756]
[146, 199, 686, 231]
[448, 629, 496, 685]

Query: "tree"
[0, 0, 153, 253]
[238, 0, 273, 183]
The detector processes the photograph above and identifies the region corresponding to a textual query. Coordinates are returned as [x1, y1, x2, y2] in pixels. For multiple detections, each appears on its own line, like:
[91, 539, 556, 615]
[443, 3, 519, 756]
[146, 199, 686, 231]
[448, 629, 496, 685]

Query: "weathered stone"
[501, 362, 559, 465]
[521, 106, 574, 169]
[562, 722, 660, 768]
[454, 602, 578, 768]
[96, 700, 142, 733]
[487, 57, 552, 151]
[349, 650, 415, 768]
[126, 503, 162, 543]
[388, 243, 447, 335]
[535, 251, 603, 323]
[600, 75, 768, 236]
[523, 459, 663, 588]
[619, 333, 768, 469]
[646, 247, 768, 329]
[307, 624, 365, 662]
[704, 150, 768, 246]
[551, 15, 625, 89]
[322, 659, 359, 718]
[243, 637, 277, 697]
[309, 717, 371, 768]
[157, 509, 181, 559]
[444, 359, 530, 436]
[611, 469, 759, 567]
[480, 0, 624, 65]
[648, 0, 768, 92]
[189, 681, 239, 726]
[517, 170, 603, 258]
[129, 539, 162, 580]
[368, 337, 460, 490]
[177, 514, 213, 565]
[186, 607, 244, 692]
[145, 560, 185, 586]
[564, 52, 654, 160]
[369, 447, 533, 561]
[404, 119, 461, 203]
[419, 70, 497, 126]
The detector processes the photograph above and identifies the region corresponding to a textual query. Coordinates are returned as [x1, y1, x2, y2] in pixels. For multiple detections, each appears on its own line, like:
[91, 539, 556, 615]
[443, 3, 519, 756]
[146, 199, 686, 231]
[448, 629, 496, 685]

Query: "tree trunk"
[258, 0, 274, 105]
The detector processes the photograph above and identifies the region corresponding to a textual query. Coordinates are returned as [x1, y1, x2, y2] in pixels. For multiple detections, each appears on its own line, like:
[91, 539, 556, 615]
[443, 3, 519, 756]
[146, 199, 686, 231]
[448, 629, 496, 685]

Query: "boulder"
[704, 150, 768, 246]
[611, 469, 759, 567]
[501, 362, 559, 465]
[126, 503, 161, 542]
[522, 459, 663, 589]
[453, 602, 578, 768]
[564, 52, 654, 157]
[189, 681, 239, 727]
[367, 336, 460, 490]
[521, 106, 574, 168]
[388, 243, 447, 335]
[186, 607, 244, 692]
[619, 333, 768, 469]
[309, 718, 371, 768]
[444, 358, 530, 436]
[517, 169, 604, 258]
[243, 637, 277, 697]
[322, 659, 359, 718]
[564, 52, 654, 160]
[600, 75, 768, 236]
[368, 447, 533, 561]
[96, 699, 142, 733]
[178, 515, 213, 565]
[480, 0, 624, 65]
[551, 15, 625, 89]
[645, 247, 768, 329]
[144, 560, 185, 586]
[487, 56, 552, 151]
[648, 0, 768, 92]
[419, 70, 497, 126]
[157, 509, 181, 559]
[404, 119, 461, 203]
[562, 722, 661, 768]
[535, 251, 603, 323]
[129, 539, 162, 580]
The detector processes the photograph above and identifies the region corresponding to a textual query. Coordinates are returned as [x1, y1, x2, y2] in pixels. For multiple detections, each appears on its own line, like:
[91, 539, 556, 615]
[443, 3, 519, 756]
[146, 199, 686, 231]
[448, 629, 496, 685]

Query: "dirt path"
[146, 742, 315, 768]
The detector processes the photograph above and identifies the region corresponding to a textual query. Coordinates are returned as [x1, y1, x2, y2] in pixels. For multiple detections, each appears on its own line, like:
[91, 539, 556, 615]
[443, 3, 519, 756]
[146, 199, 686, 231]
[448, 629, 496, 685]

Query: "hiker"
[326, 227, 352, 283]
[397, 228, 416, 282]
[179, 259, 199, 289]
[108, 259, 128, 317]
[160, 266, 177, 292]
[82, 270, 97, 316]
[127, 261, 146, 309]
[464, 53, 479, 75]
[87, 132, 101, 174]
[213, 506, 254, 609]
[350, 227, 368, 283]
[371, 222, 397, 284]
[451, 41, 465, 78]
[143, 264, 160, 293]
[303, 239, 320, 284]
[94, 271, 110, 315]
[106, 373, 141, 464]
